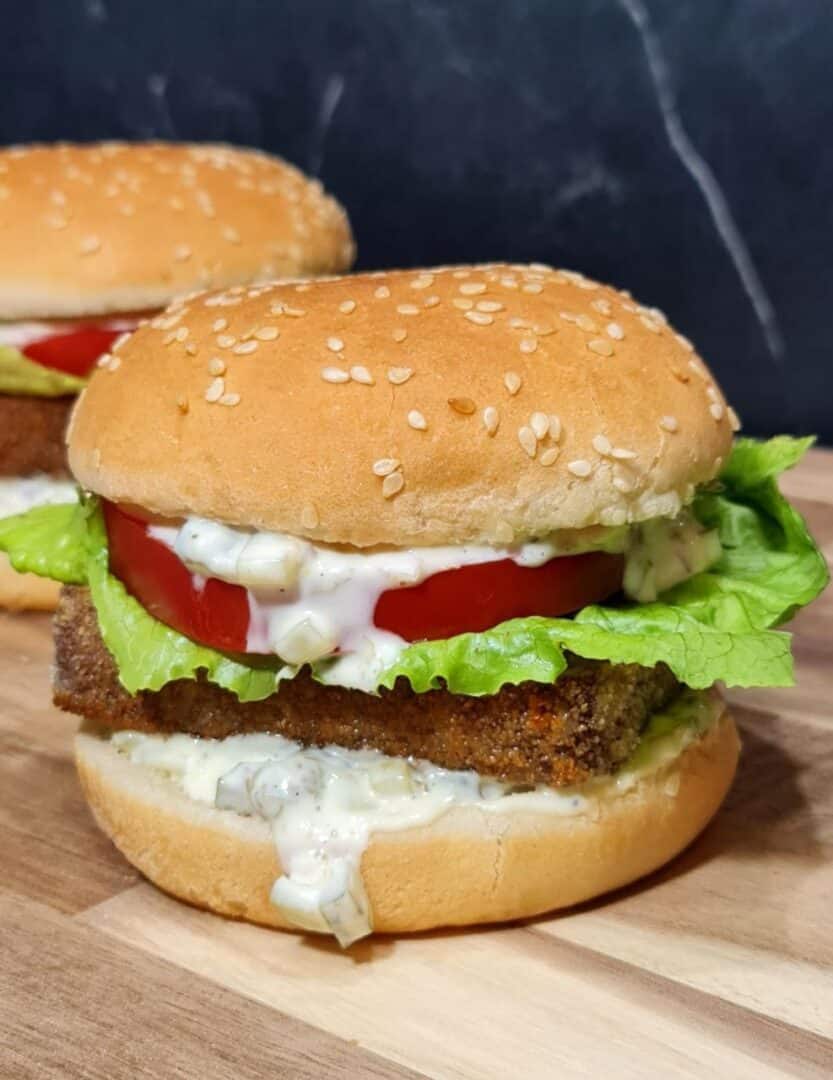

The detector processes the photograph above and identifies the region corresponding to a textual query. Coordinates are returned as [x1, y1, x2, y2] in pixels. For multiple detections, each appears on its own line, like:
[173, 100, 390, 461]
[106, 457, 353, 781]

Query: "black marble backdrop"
[2, 0, 830, 441]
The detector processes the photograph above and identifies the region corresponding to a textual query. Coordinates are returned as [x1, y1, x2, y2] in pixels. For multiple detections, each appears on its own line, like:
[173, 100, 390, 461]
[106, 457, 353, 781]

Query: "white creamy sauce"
[148, 512, 719, 689]
[112, 689, 721, 947]
[0, 475, 77, 519]
[0, 317, 140, 350]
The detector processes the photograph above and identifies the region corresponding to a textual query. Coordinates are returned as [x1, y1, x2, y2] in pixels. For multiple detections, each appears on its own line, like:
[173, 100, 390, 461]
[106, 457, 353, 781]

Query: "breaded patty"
[54, 586, 680, 787]
[0, 394, 72, 476]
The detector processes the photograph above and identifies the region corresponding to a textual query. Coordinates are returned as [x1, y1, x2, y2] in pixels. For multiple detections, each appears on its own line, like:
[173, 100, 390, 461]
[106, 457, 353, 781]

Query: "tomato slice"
[23, 326, 132, 377]
[373, 551, 623, 641]
[103, 500, 625, 655]
[103, 501, 251, 653]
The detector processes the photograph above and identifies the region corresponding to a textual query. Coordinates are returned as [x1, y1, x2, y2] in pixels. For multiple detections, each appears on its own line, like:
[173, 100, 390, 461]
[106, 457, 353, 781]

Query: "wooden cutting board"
[1, 450, 831, 1079]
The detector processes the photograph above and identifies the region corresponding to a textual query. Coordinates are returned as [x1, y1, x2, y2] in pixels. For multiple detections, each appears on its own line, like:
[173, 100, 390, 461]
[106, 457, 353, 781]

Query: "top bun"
[0, 142, 354, 318]
[68, 263, 736, 547]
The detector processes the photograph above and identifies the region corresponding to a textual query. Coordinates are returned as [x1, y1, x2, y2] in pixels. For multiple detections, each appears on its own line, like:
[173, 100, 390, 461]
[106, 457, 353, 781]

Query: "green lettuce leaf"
[381, 436, 828, 693]
[0, 437, 825, 700]
[0, 500, 89, 583]
[0, 345, 86, 396]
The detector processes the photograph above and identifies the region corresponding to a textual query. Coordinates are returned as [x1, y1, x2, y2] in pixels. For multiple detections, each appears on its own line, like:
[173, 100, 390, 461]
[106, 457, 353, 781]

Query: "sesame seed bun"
[73, 700, 739, 936]
[0, 550, 61, 610]
[68, 264, 736, 546]
[0, 142, 354, 319]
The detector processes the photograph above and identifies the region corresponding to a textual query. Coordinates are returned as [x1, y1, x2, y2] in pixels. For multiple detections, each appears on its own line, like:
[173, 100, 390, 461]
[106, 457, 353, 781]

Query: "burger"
[0, 263, 825, 946]
[0, 140, 353, 609]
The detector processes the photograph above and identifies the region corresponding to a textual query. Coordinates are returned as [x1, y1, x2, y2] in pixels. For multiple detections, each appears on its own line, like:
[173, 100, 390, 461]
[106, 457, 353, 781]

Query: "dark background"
[2, 0, 831, 441]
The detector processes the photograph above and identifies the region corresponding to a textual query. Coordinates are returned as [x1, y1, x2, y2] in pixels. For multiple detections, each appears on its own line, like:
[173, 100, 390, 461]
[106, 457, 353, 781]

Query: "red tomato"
[23, 327, 130, 377]
[103, 501, 251, 653]
[373, 552, 623, 641]
[104, 500, 624, 655]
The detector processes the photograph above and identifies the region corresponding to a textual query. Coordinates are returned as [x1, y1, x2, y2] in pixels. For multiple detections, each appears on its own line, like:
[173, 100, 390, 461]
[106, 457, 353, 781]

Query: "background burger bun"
[74, 704, 739, 936]
[0, 142, 354, 319]
[0, 551, 61, 610]
[69, 263, 736, 546]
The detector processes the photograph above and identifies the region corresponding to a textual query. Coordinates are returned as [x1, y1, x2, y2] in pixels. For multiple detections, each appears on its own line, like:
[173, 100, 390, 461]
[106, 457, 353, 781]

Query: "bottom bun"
[74, 700, 739, 936]
[0, 551, 61, 610]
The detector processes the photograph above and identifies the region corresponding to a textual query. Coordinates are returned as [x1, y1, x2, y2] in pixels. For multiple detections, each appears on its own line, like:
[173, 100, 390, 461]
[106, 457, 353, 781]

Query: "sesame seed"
[508, 317, 529, 329]
[112, 334, 130, 353]
[109, 356, 121, 371]
[477, 300, 504, 312]
[728, 406, 741, 432]
[640, 314, 661, 333]
[216, 335, 236, 349]
[710, 402, 725, 421]
[448, 397, 476, 415]
[96, 353, 112, 369]
[374, 285, 391, 299]
[392, 327, 408, 343]
[518, 426, 538, 458]
[576, 315, 598, 332]
[212, 318, 228, 332]
[79, 235, 101, 255]
[45, 214, 68, 230]
[326, 336, 345, 352]
[382, 472, 404, 499]
[591, 298, 612, 315]
[519, 337, 537, 354]
[408, 409, 428, 431]
[162, 332, 177, 346]
[410, 273, 434, 289]
[174, 327, 189, 343]
[560, 312, 577, 324]
[504, 371, 522, 395]
[233, 341, 258, 355]
[606, 322, 624, 340]
[222, 226, 241, 244]
[176, 396, 189, 415]
[688, 359, 708, 380]
[500, 276, 519, 289]
[254, 326, 279, 341]
[611, 447, 637, 460]
[533, 323, 555, 336]
[208, 357, 226, 376]
[205, 377, 225, 402]
[396, 303, 420, 316]
[706, 385, 720, 402]
[452, 269, 471, 278]
[453, 298, 474, 311]
[339, 300, 357, 314]
[482, 406, 499, 436]
[321, 366, 349, 383]
[587, 338, 614, 357]
[387, 367, 413, 385]
[301, 504, 319, 529]
[592, 434, 612, 455]
[548, 415, 562, 441]
[530, 412, 549, 440]
[675, 333, 694, 352]
[173, 243, 192, 262]
[373, 458, 400, 477]
[567, 459, 593, 478]
[459, 282, 487, 295]
[282, 306, 305, 317]
[219, 393, 241, 407]
[612, 475, 634, 494]
[350, 365, 374, 385]
[540, 448, 559, 467]
[659, 415, 679, 433]
[522, 282, 543, 294]
[423, 294, 441, 308]
[465, 310, 493, 326]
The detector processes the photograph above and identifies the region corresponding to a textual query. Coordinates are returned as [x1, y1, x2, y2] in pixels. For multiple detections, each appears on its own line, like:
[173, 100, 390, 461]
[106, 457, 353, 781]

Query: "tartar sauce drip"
[0, 317, 138, 349]
[149, 519, 629, 688]
[0, 475, 77, 519]
[112, 689, 721, 947]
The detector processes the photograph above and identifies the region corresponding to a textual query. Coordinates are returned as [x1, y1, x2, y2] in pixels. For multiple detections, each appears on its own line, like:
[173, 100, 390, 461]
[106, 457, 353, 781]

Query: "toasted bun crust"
[0, 550, 61, 610]
[69, 264, 735, 545]
[0, 142, 354, 318]
[74, 706, 739, 936]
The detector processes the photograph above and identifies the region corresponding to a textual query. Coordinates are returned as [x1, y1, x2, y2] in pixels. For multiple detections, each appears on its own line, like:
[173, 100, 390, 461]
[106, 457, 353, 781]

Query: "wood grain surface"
[1, 449, 831, 1079]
